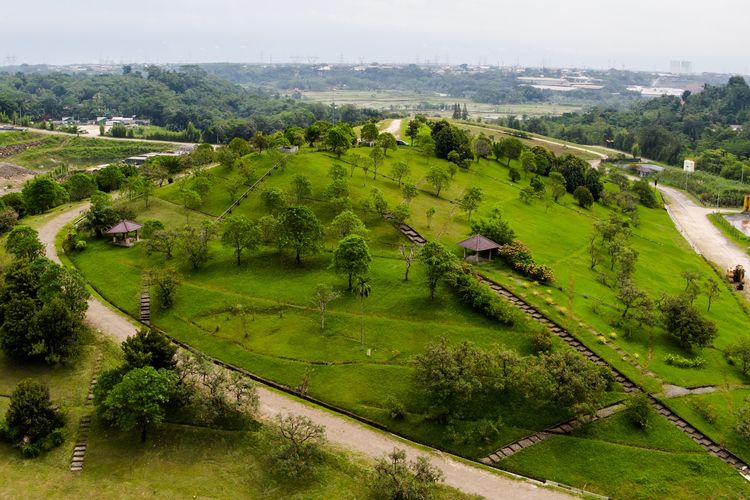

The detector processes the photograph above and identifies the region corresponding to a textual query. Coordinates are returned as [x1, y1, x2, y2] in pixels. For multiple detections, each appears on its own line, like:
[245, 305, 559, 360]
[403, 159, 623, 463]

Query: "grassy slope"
[66, 140, 750, 493]
[5, 135, 173, 169]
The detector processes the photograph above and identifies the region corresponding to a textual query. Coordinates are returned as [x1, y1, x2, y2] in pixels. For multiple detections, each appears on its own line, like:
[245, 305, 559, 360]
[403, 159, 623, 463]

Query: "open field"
[63, 135, 750, 496]
[0, 132, 173, 170]
[301, 89, 582, 119]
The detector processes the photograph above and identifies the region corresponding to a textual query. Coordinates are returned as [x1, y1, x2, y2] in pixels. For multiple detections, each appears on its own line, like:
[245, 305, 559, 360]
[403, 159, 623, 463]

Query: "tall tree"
[355, 276, 371, 346]
[289, 174, 313, 204]
[390, 161, 410, 186]
[369, 147, 384, 180]
[312, 284, 339, 331]
[332, 235, 372, 290]
[419, 242, 458, 300]
[277, 206, 324, 264]
[426, 164, 451, 197]
[457, 187, 484, 221]
[5, 225, 44, 261]
[360, 122, 379, 144]
[221, 216, 262, 266]
[378, 132, 397, 156]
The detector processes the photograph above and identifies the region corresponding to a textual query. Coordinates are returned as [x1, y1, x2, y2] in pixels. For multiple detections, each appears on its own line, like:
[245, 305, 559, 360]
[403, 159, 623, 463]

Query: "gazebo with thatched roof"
[106, 220, 142, 247]
[457, 234, 500, 262]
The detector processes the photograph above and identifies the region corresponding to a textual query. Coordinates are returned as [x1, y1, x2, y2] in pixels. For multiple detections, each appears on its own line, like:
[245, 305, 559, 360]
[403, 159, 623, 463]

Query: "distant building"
[670, 60, 692, 75]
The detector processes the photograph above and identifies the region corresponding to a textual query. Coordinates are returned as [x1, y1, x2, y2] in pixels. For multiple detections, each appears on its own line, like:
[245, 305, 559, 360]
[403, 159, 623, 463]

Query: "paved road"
[657, 184, 750, 298]
[36, 202, 569, 500]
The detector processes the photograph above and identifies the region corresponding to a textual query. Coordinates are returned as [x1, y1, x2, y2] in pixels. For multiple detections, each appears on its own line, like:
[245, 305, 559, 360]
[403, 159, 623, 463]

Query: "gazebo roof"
[457, 234, 501, 252]
[106, 220, 143, 234]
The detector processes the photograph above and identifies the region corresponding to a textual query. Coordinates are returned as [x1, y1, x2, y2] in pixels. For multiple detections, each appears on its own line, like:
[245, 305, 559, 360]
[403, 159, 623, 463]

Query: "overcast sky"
[1, 0, 748, 73]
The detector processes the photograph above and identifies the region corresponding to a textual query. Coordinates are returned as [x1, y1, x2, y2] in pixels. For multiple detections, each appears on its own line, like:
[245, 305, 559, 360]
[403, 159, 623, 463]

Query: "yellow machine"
[744, 195, 750, 212]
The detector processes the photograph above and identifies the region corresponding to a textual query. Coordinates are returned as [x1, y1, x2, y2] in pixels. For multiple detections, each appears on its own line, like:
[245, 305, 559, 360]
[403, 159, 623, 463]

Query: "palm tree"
[354, 276, 371, 346]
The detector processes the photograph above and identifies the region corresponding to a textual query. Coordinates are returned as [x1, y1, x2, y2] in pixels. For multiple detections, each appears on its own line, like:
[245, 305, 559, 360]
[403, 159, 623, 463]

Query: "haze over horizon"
[1, 0, 749, 74]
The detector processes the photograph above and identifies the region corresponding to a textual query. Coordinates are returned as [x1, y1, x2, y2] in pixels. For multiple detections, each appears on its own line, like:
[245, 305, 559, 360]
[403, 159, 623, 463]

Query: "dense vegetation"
[0, 66, 384, 142]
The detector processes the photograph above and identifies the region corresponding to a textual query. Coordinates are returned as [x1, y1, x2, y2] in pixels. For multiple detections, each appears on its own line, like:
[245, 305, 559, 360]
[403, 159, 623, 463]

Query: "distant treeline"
[0, 66, 387, 143]
[502, 77, 750, 182]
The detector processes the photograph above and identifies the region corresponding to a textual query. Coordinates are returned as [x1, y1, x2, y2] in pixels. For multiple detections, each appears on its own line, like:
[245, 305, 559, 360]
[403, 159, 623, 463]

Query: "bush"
[273, 414, 326, 479]
[373, 448, 443, 500]
[448, 269, 519, 326]
[689, 399, 717, 424]
[625, 393, 652, 430]
[664, 353, 705, 369]
[385, 396, 406, 421]
[573, 185, 594, 208]
[2, 380, 65, 457]
[498, 240, 556, 283]
[141, 219, 165, 239]
[530, 328, 554, 353]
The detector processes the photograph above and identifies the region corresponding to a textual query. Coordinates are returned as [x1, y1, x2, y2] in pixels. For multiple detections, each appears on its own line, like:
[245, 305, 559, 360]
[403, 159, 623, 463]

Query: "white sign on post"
[683, 159, 695, 172]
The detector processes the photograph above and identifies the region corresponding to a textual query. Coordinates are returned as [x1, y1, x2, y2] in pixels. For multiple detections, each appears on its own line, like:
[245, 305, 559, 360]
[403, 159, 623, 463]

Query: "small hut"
[106, 220, 142, 247]
[457, 234, 500, 262]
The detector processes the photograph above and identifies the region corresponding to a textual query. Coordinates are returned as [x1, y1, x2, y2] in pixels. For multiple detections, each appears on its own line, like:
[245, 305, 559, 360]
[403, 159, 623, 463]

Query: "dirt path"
[381, 118, 402, 138]
[656, 184, 750, 299]
[37, 203, 569, 499]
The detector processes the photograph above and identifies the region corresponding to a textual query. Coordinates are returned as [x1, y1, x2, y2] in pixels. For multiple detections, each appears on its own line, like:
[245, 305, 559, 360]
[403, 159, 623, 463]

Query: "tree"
[705, 277, 720, 312]
[289, 174, 312, 204]
[508, 167, 521, 183]
[5, 225, 44, 261]
[470, 208, 515, 245]
[660, 295, 718, 350]
[277, 205, 324, 264]
[145, 229, 179, 259]
[328, 163, 348, 181]
[260, 187, 287, 215]
[221, 216, 261, 266]
[401, 181, 418, 204]
[378, 132, 397, 156]
[147, 267, 180, 308]
[180, 189, 202, 222]
[406, 119, 421, 145]
[122, 327, 177, 371]
[727, 338, 750, 375]
[360, 122, 379, 144]
[329, 210, 367, 238]
[473, 136, 492, 161]
[31, 297, 82, 364]
[493, 137, 523, 166]
[399, 243, 416, 281]
[520, 150, 537, 177]
[369, 147, 385, 180]
[95, 366, 178, 443]
[373, 449, 443, 500]
[181, 222, 214, 269]
[549, 172, 567, 202]
[94, 165, 126, 192]
[392, 203, 410, 224]
[616, 280, 649, 319]
[458, 187, 483, 221]
[426, 207, 436, 228]
[304, 123, 323, 147]
[631, 143, 641, 159]
[390, 161, 410, 186]
[355, 276, 372, 346]
[65, 172, 97, 201]
[312, 284, 339, 330]
[273, 414, 326, 479]
[573, 185, 594, 208]
[413, 338, 492, 419]
[426, 164, 451, 197]
[326, 124, 354, 158]
[3, 380, 64, 457]
[22, 177, 68, 214]
[419, 242, 458, 300]
[332, 235, 371, 291]
[532, 350, 609, 417]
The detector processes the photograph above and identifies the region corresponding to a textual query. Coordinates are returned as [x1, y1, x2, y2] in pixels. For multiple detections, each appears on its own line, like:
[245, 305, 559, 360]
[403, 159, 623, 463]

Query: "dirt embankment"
[0, 140, 44, 158]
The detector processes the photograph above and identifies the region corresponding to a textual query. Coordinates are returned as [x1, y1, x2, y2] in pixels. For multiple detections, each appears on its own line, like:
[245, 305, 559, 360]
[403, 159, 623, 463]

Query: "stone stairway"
[70, 352, 102, 473]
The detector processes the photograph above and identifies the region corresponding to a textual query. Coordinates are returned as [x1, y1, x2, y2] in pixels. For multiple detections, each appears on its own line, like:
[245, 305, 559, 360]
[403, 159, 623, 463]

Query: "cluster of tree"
[450, 103, 469, 120]
[0, 226, 89, 364]
[94, 328, 259, 442]
[0, 66, 385, 144]
[507, 77, 750, 183]
[413, 337, 612, 422]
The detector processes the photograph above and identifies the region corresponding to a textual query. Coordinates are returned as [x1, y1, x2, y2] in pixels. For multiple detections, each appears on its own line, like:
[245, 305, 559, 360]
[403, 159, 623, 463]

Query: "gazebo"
[106, 220, 143, 247]
[457, 234, 500, 262]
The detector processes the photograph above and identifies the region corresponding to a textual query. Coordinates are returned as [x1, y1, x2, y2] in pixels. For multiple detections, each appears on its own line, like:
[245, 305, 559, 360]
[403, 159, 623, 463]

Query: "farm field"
[301, 89, 582, 120]
[65, 135, 750, 496]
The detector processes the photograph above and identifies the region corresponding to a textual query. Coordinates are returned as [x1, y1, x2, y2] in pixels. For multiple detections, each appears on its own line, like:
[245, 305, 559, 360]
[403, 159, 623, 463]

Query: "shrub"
[372, 449, 443, 500]
[2, 380, 65, 457]
[498, 240, 555, 283]
[689, 399, 717, 424]
[573, 185, 594, 208]
[625, 393, 652, 430]
[141, 219, 165, 239]
[664, 353, 705, 369]
[273, 414, 326, 479]
[530, 328, 554, 353]
[448, 269, 519, 326]
[385, 396, 406, 421]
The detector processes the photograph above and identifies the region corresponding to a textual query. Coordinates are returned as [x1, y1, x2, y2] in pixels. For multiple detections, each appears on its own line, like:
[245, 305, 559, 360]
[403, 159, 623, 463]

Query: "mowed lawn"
[67, 142, 750, 494]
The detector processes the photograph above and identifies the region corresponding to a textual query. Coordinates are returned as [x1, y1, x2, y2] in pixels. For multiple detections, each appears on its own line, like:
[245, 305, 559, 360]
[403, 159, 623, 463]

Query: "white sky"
[1, 0, 748, 73]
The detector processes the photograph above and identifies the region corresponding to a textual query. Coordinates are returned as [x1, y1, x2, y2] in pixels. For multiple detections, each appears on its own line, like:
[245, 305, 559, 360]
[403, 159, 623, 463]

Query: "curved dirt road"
[37, 203, 568, 499]
[381, 118, 402, 138]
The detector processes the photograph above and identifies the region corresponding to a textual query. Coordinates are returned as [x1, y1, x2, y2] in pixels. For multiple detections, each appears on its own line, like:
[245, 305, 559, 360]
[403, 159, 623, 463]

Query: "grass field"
[1, 134, 173, 169]
[301, 89, 581, 120]
[63, 131, 750, 495]
[0, 340, 468, 499]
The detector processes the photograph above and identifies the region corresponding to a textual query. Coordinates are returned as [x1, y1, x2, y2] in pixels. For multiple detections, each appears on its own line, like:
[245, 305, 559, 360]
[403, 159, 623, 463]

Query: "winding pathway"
[37, 204, 569, 499]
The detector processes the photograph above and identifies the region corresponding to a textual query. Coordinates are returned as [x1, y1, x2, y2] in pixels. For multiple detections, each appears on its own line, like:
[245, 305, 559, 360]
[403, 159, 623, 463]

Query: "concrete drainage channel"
[390, 221, 750, 477]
